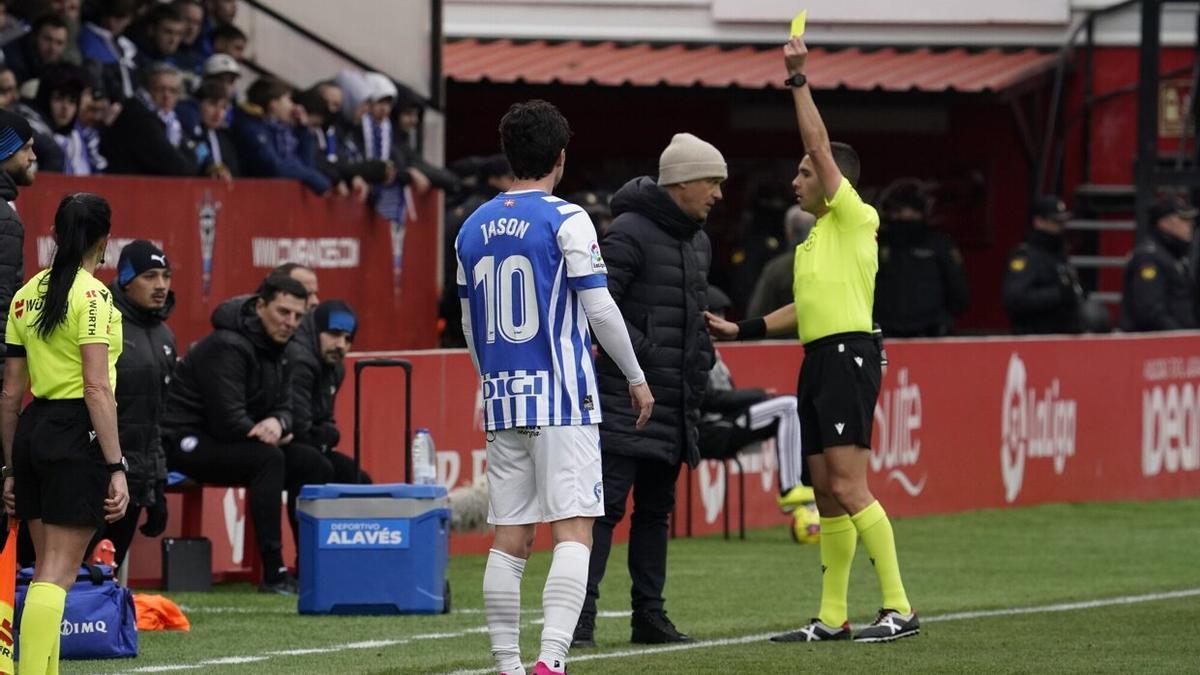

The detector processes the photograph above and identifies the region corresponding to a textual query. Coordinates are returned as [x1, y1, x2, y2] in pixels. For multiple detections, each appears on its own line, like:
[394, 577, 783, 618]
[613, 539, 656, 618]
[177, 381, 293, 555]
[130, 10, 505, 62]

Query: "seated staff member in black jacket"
[285, 299, 370, 485]
[2, 193, 129, 675]
[161, 273, 307, 594]
[97, 241, 176, 566]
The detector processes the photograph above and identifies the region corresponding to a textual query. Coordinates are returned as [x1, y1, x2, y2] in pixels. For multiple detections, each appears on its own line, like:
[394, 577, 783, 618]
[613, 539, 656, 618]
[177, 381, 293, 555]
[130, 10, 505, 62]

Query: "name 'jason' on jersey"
[480, 217, 532, 245]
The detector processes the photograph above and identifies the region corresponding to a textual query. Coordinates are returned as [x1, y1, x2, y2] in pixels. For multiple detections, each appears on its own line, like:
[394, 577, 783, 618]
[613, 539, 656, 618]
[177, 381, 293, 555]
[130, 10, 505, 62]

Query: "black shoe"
[853, 608, 920, 643]
[631, 610, 695, 644]
[258, 573, 298, 595]
[572, 616, 596, 648]
[770, 618, 851, 642]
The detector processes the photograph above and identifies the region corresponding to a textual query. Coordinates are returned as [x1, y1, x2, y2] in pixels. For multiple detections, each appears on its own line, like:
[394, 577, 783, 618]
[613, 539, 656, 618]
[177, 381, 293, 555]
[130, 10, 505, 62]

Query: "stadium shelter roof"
[444, 39, 1060, 94]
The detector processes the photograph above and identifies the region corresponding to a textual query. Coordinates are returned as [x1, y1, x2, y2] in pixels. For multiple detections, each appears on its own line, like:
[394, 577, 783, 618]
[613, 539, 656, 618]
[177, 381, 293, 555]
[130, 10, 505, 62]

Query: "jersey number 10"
[473, 254, 539, 344]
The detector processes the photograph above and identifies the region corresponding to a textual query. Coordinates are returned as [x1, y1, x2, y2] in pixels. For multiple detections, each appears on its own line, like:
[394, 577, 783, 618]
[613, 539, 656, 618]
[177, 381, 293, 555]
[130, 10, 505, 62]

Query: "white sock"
[537, 541, 590, 672]
[484, 548, 527, 675]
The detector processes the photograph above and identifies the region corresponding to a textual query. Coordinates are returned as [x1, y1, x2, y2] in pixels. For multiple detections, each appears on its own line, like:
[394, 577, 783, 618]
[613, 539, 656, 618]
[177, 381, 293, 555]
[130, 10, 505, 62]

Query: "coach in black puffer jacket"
[0, 112, 36, 385]
[580, 133, 722, 646]
[595, 176, 716, 466]
[161, 274, 310, 590]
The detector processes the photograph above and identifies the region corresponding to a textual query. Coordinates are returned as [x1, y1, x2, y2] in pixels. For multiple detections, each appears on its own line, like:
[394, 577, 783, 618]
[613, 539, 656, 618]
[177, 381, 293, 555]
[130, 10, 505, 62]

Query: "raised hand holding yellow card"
[790, 10, 807, 38]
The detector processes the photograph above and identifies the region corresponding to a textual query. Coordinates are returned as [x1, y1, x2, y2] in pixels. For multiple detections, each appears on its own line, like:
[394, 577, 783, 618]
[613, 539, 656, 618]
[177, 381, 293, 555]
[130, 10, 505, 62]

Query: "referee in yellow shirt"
[0, 193, 130, 675]
[707, 36, 916, 643]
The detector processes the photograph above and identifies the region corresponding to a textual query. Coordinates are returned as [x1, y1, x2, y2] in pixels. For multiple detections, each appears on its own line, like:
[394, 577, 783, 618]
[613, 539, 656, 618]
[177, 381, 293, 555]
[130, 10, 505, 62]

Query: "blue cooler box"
[297, 483, 450, 615]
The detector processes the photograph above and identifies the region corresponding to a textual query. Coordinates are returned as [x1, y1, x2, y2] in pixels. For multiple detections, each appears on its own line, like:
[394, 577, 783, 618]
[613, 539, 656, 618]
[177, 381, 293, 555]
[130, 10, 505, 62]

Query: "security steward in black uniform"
[1120, 196, 1198, 331]
[1002, 195, 1084, 334]
[96, 241, 176, 566]
[873, 183, 969, 337]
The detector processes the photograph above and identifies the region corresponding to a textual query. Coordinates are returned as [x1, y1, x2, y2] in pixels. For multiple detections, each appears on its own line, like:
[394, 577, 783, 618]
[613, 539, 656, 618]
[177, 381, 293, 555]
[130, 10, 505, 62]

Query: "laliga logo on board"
[871, 368, 926, 496]
[1000, 353, 1077, 503]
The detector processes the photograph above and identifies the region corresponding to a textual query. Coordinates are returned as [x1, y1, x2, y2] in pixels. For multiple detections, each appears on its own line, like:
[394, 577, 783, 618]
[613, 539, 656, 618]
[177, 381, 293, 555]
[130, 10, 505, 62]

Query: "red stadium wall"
[17, 174, 441, 351]
[125, 333, 1200, 585]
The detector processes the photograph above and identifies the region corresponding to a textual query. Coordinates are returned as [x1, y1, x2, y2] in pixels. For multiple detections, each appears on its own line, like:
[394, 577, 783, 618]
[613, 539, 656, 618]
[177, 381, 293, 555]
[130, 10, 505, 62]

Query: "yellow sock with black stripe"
[18, 582, 66, 675]
[816, 515, 856, 627]
[851, 500, 911, 615]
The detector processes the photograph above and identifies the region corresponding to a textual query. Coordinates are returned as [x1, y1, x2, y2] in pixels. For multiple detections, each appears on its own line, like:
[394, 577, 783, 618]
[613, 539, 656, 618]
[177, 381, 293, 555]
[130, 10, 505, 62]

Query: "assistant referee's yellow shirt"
[5, 268, 123, 399]
[792, 178, 879, 344]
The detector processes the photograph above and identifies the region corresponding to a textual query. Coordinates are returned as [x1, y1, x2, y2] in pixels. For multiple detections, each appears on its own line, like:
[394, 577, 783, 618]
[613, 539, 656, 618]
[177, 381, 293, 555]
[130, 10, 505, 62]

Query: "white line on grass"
[446, 587, 1200, 675]
[123, 588, 1200, 674]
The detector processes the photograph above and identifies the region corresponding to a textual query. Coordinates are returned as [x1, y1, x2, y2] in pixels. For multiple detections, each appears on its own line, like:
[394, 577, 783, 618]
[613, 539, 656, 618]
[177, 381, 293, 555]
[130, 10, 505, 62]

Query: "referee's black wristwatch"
[1, 466, 11, 479]
[107, 457, 129, 474]
[784, 73, 808, 88]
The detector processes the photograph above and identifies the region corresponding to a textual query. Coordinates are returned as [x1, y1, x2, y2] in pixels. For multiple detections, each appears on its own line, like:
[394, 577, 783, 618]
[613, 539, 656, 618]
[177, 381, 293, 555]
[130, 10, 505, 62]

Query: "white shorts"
[486, 424, 604, 525]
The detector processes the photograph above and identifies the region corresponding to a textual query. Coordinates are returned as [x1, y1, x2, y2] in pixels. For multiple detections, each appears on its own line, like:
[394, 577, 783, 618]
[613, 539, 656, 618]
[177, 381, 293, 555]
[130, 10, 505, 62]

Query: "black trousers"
[282, 443, 334, 557]
[166, 431, 286, 577]
[99, 505, 143, 568]
[580, 453, 681, 625]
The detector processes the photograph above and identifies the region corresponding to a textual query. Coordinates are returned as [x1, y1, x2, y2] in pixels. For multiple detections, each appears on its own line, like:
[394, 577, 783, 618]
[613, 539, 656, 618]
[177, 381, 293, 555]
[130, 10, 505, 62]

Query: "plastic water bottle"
[412, 429, 438, 485]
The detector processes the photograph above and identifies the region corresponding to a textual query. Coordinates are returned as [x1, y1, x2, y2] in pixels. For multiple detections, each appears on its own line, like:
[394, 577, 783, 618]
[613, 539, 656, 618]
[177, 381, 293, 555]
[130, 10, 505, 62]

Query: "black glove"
[140, 481, 168, 537]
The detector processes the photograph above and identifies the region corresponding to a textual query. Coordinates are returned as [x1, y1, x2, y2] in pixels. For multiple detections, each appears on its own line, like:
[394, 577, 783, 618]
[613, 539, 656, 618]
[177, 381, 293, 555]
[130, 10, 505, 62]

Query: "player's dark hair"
[246, 77, 291, 110]
[499, 99, 571, 180]
[831, 141, 861, 187]
[256, 271, 308, 304]
[31, 13, 69, 35]
[34, 193, 112, 339]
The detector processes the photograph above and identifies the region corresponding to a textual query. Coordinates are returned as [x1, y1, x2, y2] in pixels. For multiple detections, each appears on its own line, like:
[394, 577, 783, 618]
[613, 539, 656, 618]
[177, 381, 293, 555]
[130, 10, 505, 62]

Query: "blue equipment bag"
[14, 565, 138, 659]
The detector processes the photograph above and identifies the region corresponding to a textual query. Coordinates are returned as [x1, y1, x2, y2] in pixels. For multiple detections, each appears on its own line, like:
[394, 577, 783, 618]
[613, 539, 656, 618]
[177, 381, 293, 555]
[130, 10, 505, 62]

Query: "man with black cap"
[0, 109, 36, 394]
[97, 240, 176, 565]
[1002, 195, 1085, 334]
[575, 131, 722, 647]
[1120, 196, 1199, 331]
[874, 182, 969, 337]
[282, 299, 368, 554]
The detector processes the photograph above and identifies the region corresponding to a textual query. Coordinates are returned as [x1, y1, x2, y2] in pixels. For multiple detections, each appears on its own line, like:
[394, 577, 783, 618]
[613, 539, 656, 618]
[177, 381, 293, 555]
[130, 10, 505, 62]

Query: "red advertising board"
[17, 174, 440, 351]
[124, 333, 1200, 584]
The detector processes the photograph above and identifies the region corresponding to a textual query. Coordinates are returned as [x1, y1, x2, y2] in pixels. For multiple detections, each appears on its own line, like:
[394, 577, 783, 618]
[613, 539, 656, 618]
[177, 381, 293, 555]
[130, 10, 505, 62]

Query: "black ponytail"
[32, 193, 112, 339]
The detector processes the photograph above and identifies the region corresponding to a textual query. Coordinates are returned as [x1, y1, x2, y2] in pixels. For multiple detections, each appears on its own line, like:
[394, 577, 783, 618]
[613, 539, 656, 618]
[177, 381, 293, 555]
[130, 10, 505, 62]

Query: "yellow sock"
[816, 515, 856, 627]
[18, 582, 66, 675]
[851, 500, 911, 615]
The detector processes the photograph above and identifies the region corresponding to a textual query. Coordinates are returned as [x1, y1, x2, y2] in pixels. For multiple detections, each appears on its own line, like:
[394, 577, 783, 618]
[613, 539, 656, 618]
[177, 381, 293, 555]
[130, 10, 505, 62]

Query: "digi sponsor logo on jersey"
[1000, 353, 1077, 502]
[252, 237, 360, 268]
[318, 519, 410, 549]
[482, 371, 549, 400]
[871, 368, 926, 496]
[1140, 357, 1200, 477]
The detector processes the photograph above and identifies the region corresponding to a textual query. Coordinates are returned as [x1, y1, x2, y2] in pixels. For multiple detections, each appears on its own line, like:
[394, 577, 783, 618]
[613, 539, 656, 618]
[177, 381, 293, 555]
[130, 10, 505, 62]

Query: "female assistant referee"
[0, 193, 129, 675]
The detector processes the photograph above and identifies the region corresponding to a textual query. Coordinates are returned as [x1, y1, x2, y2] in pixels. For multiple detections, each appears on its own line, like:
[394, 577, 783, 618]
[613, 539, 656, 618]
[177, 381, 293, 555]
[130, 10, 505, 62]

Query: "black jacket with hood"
[161, 296, 293, 442]
[0, 171, 22, 376]
[285, 314, 344, 451]
[111, 281, 176, 505]
[595, 176, 715, 467]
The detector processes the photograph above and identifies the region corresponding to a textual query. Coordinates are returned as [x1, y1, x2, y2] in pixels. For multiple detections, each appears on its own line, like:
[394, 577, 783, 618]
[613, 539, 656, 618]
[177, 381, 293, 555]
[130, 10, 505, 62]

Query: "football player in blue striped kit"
[456, 99, 653, 675]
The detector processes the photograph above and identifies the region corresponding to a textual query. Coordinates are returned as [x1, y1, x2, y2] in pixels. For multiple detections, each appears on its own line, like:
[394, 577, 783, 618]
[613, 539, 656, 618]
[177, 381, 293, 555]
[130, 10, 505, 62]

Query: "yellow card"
[790, 10, 807, 38]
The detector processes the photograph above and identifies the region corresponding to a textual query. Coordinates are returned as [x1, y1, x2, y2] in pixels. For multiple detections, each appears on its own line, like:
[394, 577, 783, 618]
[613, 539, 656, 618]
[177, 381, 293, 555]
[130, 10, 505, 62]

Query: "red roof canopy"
[444, 39, 1059, 93]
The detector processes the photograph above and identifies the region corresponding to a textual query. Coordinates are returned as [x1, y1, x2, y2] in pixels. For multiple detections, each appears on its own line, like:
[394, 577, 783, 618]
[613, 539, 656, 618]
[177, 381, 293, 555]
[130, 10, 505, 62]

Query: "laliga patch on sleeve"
[590, 241, 607, 272]
[1009, 257, 1027, 272]
[1140, 265, 1157, 280]
[319, 519, 411, 549]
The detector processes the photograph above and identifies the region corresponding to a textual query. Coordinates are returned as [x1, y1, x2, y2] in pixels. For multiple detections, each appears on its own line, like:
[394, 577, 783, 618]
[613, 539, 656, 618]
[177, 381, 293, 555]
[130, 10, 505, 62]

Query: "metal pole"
[1135, 0, 1163, 239]
[1082, 15, 1095, 185]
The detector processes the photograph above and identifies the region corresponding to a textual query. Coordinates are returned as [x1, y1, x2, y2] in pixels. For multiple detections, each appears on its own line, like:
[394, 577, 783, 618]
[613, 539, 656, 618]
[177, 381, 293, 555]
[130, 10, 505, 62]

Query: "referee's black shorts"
[12, 398, 110, 528]
[796, 332, 882, 456]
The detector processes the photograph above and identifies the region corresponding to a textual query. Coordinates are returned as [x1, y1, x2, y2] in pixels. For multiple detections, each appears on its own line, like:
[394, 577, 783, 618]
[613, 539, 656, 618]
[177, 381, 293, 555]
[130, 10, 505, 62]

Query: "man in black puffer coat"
[95, 241, 177, 567]
[0, 111, 36, 393]
[576, 133, 723, 647]
[161, 272, 309, 593]
[281, 300, 369, 555]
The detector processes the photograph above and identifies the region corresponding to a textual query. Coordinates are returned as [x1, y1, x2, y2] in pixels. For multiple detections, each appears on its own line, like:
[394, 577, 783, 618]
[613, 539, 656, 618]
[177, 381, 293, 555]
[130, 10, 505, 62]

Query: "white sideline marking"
[449, 587, 1200, 674]
[121, 588, 1200, 674]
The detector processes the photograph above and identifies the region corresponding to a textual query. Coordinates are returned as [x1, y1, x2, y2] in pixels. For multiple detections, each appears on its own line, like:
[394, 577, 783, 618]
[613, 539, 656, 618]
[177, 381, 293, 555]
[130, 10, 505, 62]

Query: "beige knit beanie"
[657, 133, 728, 186]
